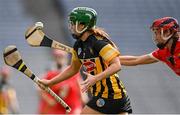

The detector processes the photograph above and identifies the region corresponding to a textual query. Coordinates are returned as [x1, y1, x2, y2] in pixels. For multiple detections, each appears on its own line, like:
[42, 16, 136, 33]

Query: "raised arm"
[119, 54, 158, 66]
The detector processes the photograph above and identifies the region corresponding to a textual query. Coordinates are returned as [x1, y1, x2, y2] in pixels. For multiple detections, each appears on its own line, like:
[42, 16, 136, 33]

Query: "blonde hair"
[90, 27, 118, 49]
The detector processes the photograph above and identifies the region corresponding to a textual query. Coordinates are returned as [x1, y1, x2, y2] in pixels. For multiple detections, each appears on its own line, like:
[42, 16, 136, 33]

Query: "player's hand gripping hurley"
[3, 45, 71, 113]
[25, 22, 73, 54]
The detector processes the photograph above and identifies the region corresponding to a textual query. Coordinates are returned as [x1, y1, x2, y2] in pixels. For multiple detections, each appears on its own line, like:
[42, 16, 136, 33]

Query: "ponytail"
[90, 27, 118, 49]
[90, 27, 109, 38]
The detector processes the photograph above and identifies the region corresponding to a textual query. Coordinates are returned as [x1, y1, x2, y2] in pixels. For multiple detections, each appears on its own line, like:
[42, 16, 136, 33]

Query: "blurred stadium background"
[0, 0, 180, 114]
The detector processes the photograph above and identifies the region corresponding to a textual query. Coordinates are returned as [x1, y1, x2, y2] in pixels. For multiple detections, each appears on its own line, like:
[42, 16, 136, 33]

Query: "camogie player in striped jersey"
[39, 7, 132, 114]
[0, 66, 19, 114]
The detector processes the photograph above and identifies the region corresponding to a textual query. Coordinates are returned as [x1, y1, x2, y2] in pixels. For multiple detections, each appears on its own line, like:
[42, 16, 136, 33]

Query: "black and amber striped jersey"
[72, 34, 127, 99]
[0, 87, 8, 114]
[0, 92, 8, 114]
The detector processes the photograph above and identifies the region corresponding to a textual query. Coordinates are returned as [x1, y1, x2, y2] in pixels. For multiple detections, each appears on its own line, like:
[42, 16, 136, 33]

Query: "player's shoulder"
[89, 34, 106, 42]
[89, 35, 110, 47]
[73, 35, 104, 47]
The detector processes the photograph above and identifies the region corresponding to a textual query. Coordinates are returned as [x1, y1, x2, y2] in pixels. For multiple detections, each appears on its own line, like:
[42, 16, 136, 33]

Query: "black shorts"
[87, 95, 132, 114]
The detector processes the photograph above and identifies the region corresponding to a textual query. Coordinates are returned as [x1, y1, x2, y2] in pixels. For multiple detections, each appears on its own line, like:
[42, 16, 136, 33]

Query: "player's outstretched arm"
[119, 54, 158, 66]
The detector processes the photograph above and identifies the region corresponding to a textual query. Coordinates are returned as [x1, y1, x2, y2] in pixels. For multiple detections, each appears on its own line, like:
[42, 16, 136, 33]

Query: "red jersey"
[38, 71, 82, 114]
[150, 39, 180, 76]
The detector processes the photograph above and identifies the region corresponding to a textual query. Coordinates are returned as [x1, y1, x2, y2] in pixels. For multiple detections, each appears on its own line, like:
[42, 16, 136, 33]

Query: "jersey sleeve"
[71, 49, 81, 66]
[94, 40, 120, 63]
[149, 49, 162, 61]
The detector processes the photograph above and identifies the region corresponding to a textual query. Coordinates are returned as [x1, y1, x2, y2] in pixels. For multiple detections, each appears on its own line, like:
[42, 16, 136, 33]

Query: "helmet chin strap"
[71, 21, 88, 40]
[156, 29, 173, 49]
[156, 29, 177, 49]
[75, 21, 88, 34]
[161, 29, 173, 41]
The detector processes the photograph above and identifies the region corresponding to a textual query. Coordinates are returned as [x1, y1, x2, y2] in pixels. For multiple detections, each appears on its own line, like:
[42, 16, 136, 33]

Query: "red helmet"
[151, 17, 179, 32]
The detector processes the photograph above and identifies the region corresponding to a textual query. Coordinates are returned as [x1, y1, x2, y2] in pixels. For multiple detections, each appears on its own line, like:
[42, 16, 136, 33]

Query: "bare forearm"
[119, 55, 157, 66]
[120, 55, 139, 66]
[96, 61, 121, 81]
[49, 66, 78, 86]
[120, 55, 138, 61]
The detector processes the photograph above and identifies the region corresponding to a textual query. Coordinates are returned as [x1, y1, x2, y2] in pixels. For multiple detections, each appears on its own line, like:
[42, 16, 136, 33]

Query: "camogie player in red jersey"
[120, 17, 180, 76]
[37, 50, 83, 114]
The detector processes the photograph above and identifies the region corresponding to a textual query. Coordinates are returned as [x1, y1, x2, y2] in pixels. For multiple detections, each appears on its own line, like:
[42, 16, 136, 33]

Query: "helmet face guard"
[68, 7, 97, 34]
